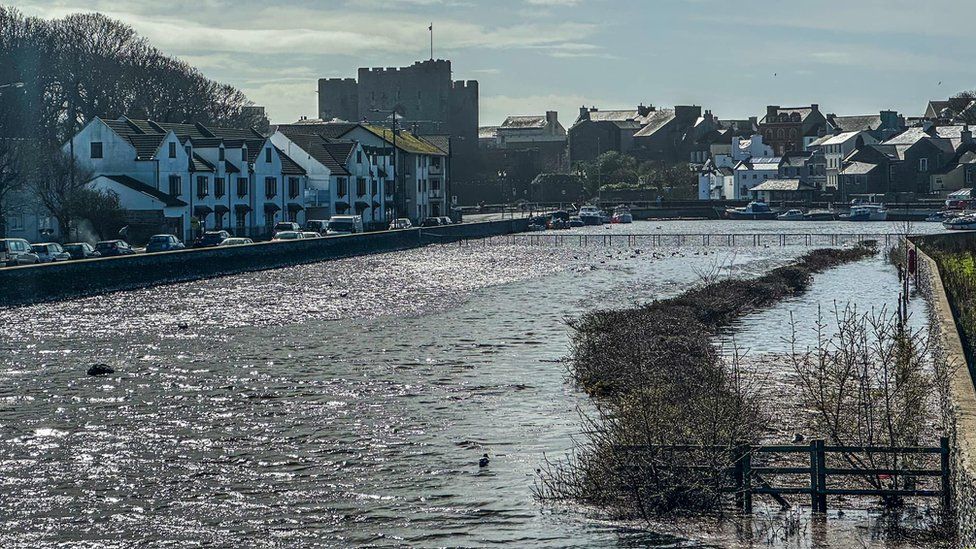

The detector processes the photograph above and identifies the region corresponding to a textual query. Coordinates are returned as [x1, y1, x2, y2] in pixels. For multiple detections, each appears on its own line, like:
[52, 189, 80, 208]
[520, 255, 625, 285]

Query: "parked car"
[146, 234, 186, 253]
[218, 237, 254, 247]
[31, 242, 71, 263]
[192, 230, 230, 248]
[273, 222, 301, 235]
[326, 215, 364, 235]
[305, 220, 329, 235]
[420, 217, 441, 227]
[94, 240, 136, 257]
[389, 218, 413, 230]
[0, 238, 40, 266]
[63, 242, 100, 260]
[301, 232, 321, 239]
[273, 231, 304, 241]
[437, 216, 454, 225]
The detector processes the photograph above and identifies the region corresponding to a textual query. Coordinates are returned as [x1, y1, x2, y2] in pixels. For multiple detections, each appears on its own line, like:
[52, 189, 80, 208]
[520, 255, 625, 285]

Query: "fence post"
[816, 439, 827, 512]
[809, 441, 819, 511]
[733, 444, 744, 511]
[742, 444, 753, 514]
[941, 436, 952, 513]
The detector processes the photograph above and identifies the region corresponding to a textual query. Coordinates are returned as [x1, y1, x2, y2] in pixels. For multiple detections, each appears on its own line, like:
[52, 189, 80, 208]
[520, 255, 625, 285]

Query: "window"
[371, 180, 378, 196]
[288, 177, 300, 199]
[357, 177, 367, 196]
[264, 148, 272, 163]
[431, 179, 440, 191]
[265, 211, 275, 228]
[168, 175, 182, 196]
[219, 147, 225, 161]
[196, 176, 209, 198]
[337, 177, 347, 197]
[919, 158, 928, 172]
[235, 209, 246, 230]
[215, 177, 225, 198]
[236, 178, 248, 197]
[357, 150, 363, 164]
[265, 177, 277, 198]
[418, 179, 422, 192]
[7, 214, 24, 231]
[242, 147, 248, 161]
[90, 142, 103, 159]
[169, 142, 177, 158]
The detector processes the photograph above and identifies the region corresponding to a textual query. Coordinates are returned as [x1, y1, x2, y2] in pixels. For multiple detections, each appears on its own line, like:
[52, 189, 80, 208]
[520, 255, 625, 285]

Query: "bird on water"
[479, 453, 490, 468]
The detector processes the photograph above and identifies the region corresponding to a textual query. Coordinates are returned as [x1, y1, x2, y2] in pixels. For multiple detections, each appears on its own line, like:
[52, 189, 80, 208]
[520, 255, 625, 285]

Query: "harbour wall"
[0, 219, 530, 308]
[912, 232, 976, 542]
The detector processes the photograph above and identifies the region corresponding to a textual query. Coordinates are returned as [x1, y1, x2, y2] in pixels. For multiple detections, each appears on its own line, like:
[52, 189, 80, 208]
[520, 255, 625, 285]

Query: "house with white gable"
[698, 134, 774, 199]
[65, 117, 307, 241]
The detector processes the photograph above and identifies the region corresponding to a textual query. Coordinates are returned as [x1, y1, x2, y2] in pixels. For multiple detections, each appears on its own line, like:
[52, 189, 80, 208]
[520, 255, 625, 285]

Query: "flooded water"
[0, 221, 946, 547]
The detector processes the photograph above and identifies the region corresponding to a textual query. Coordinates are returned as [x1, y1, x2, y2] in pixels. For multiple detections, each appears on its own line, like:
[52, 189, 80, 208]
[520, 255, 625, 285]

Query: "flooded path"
[0, 221, 944, 547]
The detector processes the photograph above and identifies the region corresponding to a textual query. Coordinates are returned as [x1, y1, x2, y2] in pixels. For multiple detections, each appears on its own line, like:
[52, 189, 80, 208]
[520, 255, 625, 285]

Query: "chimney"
[546, 111, 558, 130]
[579, 106, 590, 121]
[766, 105, 780, 119]
[637, 103, 651, 117]
[748, 116, 758, 130]
[964, 125, 973, 145]
[811, 103, 820, 113]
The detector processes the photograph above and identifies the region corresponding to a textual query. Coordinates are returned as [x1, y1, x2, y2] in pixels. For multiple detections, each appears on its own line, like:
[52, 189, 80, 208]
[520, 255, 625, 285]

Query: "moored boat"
[776, 209, 804, 221]
[803, 209, 836, 221]
[578, 205, 603, 225]
[944, 215, 976, 230]
[611, 206, 634, 224]
[725, 201, 777, 220]
[840, 204, 888, 222]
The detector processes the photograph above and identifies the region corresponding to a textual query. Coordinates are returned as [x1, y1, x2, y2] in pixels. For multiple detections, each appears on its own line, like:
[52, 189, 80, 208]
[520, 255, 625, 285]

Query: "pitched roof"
[500, 115, 547, 129]
[278, 132, 352, 176]
[840, 161, 879, 175]
[828, 114, 882, 132]
[275, 147, 307, 176]
[818, 131, 863, 147]
[190, 153, 215, 172]
[748, 179, 812, 192]
[760, 107, 814, 124]
[735, 157, 782, 170]
[98, 175, 187, 207]
[781, 153, 811, 167]
[479, 126, 499, 139]
[360, 124, 447, 156]
[127, 134, 167, 160]
[277, 122, 359, 139]
[633, 109, 677, 138]
[882, 127, 955, 157]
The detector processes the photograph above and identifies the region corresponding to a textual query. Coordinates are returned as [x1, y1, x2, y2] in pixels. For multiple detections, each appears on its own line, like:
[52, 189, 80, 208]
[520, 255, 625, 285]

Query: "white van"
[326, 215, 364, 235]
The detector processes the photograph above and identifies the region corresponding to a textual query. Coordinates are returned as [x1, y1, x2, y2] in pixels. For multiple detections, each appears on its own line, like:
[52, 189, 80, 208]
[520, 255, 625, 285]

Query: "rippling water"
[0, 221, 945, 547]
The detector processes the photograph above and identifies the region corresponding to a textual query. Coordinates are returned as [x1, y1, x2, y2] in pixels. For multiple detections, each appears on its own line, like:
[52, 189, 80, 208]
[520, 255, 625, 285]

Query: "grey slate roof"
[840, 161, 879, 175]
[100, 174, 187, 207]
[276, 147, 308, 176]
[281, 132, 353, 176]
[828, 114, 882, 132]
[633, 109, 677, 138]
[749, 179, 812, 192]
[501, 115, 547, 129]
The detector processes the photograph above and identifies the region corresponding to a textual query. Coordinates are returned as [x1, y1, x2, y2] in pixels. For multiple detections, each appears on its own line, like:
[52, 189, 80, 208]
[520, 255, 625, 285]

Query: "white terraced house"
[65, 117, 308, 241]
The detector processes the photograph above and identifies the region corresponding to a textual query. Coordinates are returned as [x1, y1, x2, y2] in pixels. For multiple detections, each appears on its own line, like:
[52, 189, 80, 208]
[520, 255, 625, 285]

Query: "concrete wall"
[913, 233, 976, 543]
[0, 220, 529, 308]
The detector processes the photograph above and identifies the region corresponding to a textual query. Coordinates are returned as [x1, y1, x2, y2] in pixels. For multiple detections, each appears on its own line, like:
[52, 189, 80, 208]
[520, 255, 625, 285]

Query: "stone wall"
[0, 219, 529, 308]
[913, 235, 976, 544]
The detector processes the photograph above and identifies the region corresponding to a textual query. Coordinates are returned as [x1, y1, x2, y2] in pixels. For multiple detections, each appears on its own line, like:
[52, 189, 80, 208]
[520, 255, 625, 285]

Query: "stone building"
[758, 104, 828, 155]
[568, 105, 649, 163]
[317, 59, 478, 182]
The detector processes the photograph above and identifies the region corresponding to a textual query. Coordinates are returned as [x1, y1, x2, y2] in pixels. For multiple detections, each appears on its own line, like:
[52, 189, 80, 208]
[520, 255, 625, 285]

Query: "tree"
[65, 187, 125, 241]
[29, 145, 91, 241]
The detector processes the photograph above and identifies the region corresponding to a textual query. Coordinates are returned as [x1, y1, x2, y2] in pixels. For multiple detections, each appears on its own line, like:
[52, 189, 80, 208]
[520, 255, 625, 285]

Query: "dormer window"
[265, 148, 272, 163]
[219, 147, 225, 161]
[242, 147, 248, 161]
[169, 142, 177, 158]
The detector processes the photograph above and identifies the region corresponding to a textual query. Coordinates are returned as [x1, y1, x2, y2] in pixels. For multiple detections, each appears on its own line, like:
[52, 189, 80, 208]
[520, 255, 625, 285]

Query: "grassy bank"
[537, 246, 878, 519]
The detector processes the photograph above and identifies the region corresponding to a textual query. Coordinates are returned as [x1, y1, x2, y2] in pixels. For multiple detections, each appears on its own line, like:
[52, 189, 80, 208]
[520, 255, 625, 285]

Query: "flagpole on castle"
[429, 23, 433, 60]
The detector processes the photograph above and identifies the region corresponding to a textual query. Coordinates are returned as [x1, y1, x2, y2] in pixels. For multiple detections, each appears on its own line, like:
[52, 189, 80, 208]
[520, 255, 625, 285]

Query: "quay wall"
[912, 232, 976, 543]
[0, 219, 530, 308]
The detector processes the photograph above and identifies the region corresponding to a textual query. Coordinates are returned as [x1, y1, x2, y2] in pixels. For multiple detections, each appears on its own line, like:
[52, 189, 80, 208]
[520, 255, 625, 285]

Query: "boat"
[578, 205, 603, 225]
[776, 209, 804, 221]
[944, 215, 976, 230]
[611, 206, 634, 224]
[725, 201, 777, 220]
[803, 209, 837, 221]
[840, 204, 888, 222]
[568, 216, 585, 228]
[600, 211, 612, 224]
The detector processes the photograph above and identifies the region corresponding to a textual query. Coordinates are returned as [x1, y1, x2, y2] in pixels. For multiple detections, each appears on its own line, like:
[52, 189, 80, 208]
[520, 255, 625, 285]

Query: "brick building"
[758, 105, 828, 155]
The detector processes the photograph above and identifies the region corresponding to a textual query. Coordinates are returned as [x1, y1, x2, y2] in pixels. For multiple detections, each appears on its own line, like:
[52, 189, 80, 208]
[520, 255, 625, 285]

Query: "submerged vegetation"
[536, 244, 946, 522]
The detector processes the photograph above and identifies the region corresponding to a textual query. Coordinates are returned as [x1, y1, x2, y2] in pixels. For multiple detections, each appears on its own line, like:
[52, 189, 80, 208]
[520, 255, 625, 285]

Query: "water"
[0, 221, 946, 547]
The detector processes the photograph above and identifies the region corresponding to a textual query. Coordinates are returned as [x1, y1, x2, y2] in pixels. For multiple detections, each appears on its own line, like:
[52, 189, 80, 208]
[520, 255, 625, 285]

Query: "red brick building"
[758, 105, 827, 155]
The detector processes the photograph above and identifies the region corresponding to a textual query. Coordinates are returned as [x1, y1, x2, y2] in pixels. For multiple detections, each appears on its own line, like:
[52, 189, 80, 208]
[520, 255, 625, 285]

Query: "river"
[0, 221, 945, 547]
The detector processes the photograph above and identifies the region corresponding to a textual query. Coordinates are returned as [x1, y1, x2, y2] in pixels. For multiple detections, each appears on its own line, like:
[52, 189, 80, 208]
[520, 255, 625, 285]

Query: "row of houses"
[6, 116, 451, 243]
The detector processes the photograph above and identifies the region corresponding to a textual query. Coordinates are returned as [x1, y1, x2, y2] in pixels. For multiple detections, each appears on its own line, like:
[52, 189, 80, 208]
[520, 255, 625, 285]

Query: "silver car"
[31, 242, 71, 263]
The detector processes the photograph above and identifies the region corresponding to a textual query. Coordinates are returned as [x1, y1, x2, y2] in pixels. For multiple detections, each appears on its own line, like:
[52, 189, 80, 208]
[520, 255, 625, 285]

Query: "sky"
[7, 0, 975, 126]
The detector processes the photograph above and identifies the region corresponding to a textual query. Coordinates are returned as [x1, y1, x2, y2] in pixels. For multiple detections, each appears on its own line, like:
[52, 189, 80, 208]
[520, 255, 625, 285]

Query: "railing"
[461, 233, 901, 248]
[619, 438, 950, 515]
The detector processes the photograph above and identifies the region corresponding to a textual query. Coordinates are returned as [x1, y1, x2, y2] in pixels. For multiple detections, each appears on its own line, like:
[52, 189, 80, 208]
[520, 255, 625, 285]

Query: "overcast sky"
[8, 0, 975, 126]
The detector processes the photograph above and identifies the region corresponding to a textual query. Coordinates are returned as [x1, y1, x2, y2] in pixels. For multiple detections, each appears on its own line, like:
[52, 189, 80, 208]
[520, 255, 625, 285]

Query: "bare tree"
[29, 145, 92, 241]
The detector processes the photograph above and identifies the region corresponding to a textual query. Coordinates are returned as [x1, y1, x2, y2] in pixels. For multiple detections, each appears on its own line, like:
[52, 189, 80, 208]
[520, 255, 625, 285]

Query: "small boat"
[600, 211, 612, 224]
[726, 201, 777, 220]
[925, 210, 963, 223]
[578, 205, 603, 226]
[840, 204, 888, 222]
[944, 215, 976, 230]
[611, 206, 634, 224]
[568, 216, 585, 228]
[803, 209, 836, 221]
[776, 209, 804, 221]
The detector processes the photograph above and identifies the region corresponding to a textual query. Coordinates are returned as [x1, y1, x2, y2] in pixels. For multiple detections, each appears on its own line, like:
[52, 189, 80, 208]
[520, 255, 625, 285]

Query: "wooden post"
[733, 444, 744, 511]
[816, 440, 827, 513]
[809, 441, 819, 511]
[743, 444, 753, 514]
[941, 436, 952, 513]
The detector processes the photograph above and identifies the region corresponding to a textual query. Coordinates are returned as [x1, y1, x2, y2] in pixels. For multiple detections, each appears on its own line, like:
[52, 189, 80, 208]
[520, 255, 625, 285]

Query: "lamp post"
[497, 170, 508, 219]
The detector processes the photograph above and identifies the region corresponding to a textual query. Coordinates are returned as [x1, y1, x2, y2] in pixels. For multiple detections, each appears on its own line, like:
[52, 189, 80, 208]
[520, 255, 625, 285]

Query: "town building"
[809, 131, 878, 191]
[568, 105, 649, 163]
[276, 120, 449, 222]
[757, 105, 828, 155]
[65, 116, 307, 241]
[698, 134, 772, 200]
[748, 179, 815, 203]
[733, 156, 783, 200]
[316, 59, 478, 183]
[826, 110, 904, 141]
[631, 106, 719, 163]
